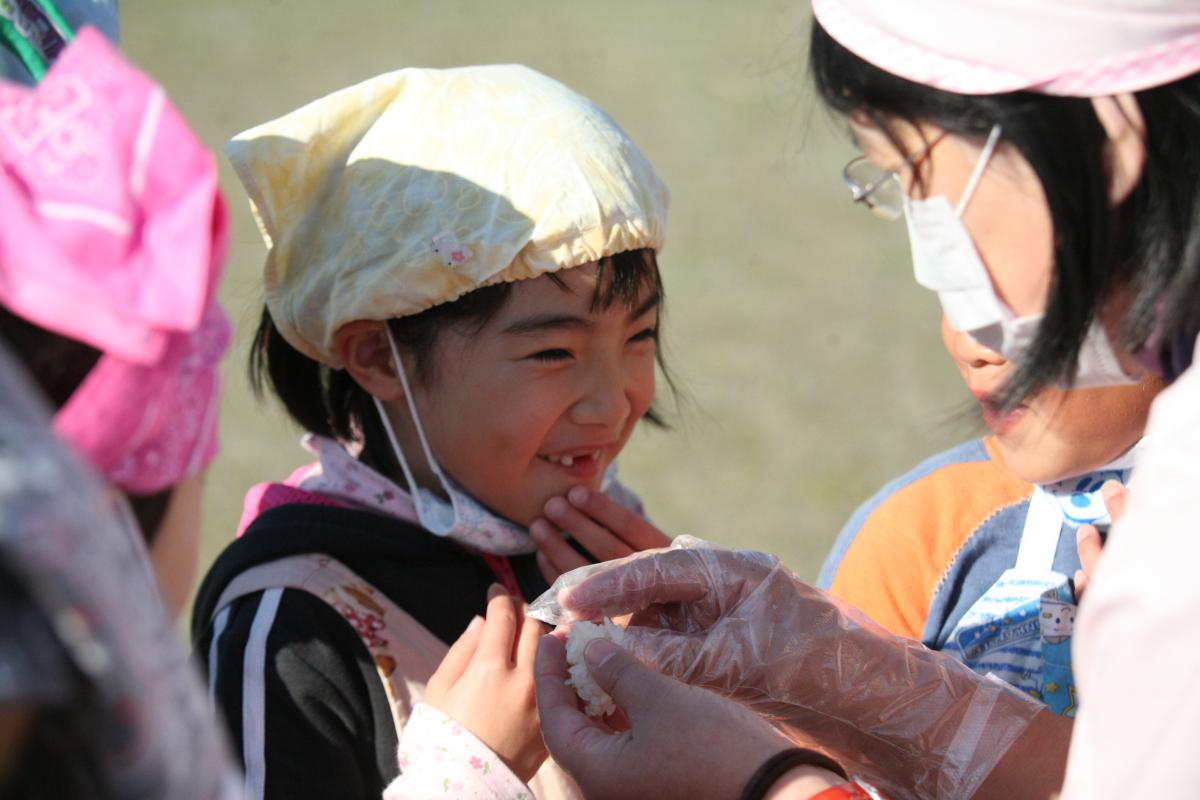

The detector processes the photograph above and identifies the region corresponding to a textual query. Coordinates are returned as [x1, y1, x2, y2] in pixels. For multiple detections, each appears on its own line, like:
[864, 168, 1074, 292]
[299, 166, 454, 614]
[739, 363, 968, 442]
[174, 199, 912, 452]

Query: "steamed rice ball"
[565, 617, 626, 717]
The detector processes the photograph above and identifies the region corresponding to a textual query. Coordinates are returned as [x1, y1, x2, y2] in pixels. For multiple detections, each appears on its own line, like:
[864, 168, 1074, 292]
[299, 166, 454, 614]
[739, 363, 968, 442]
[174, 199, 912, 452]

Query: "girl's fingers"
[564, 487, 672, 551]
[516, 614, 545, 672]
[1077, 524, 1104, 574]
[531, 518, 590, 574]
[432, 615, 484, 689]
[480, 589, 520, 663]
[542, 497, 636, 564]
[1075, 524, 1104, 601]
[535, 548, 563, 584]
[1101, 480, 1127, 523]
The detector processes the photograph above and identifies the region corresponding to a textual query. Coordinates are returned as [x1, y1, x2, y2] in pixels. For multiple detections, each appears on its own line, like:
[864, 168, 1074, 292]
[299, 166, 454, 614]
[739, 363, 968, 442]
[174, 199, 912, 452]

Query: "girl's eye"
[528, 348, 573, 362]
[629, 327, 658, 344]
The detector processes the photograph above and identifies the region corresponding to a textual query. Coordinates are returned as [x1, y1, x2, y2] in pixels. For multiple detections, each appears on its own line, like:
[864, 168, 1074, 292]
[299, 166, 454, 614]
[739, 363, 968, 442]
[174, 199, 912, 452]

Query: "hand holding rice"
[565, 618, 627, 717]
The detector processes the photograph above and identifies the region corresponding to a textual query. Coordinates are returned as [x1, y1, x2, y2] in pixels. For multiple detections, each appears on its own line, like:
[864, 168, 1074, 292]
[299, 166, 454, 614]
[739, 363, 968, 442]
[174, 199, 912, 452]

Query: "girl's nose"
[570, 366, 632, 432]
[941, 315, 1007, 370]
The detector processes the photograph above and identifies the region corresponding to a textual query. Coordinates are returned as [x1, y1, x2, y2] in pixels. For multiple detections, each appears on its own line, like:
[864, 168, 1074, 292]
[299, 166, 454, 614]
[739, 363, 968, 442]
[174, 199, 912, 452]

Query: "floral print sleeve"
[383, 703, 533, 800]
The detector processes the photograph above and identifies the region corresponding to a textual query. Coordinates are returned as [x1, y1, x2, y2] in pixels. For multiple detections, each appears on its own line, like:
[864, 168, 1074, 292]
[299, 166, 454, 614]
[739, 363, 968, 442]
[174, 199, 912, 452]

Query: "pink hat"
[0, 28, 230, 493]
[812, 0, 1200, 96]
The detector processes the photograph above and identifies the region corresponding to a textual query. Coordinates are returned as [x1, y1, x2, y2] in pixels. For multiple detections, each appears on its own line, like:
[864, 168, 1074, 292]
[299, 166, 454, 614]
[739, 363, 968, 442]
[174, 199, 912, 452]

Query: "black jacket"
[191, 503, 549, 800]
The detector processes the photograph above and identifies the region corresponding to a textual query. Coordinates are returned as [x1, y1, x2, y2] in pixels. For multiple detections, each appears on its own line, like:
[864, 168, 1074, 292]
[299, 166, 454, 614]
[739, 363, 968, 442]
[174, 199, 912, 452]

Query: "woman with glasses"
[531, 1, 1200, 799]
[820, 137, 1166, 718]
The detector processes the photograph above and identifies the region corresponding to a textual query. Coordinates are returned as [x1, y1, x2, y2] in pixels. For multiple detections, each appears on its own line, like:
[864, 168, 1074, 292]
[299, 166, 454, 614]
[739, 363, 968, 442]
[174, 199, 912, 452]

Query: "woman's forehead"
[851, 115, 942, 160]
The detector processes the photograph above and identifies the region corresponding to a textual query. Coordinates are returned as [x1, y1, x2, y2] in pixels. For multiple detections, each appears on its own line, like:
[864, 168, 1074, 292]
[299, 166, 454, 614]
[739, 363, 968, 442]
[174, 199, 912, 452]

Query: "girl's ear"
[1092, 94, 1147, 206]
[333, 320, 405, 402]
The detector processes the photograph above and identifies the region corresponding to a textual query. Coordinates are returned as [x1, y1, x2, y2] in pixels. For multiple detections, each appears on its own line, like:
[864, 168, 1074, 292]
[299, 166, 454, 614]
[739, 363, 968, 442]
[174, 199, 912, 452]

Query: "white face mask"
[373, 327, 537, 555]
[903, 125, 1137, 390]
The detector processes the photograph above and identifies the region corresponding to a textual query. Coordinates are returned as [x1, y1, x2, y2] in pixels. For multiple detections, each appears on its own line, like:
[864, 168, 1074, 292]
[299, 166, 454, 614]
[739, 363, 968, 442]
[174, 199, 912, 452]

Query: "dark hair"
[250, 247, 674, 473]
[810, 22, 1200, 407]
[0, 308, 174, 543]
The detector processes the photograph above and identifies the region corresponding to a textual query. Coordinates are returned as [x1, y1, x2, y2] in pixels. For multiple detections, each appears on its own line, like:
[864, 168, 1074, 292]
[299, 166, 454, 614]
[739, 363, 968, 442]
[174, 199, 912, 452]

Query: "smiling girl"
[191, 65, 668, 800]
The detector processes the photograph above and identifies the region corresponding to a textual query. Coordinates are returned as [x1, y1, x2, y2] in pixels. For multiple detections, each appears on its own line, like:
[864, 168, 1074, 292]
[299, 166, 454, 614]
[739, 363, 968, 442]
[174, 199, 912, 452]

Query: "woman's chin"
[996, 440, 1107, 486]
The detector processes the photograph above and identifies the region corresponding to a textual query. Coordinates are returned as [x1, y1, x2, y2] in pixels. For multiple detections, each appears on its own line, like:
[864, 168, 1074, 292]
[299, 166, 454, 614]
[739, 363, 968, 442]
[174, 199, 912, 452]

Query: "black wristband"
[739, 747, 848, 800]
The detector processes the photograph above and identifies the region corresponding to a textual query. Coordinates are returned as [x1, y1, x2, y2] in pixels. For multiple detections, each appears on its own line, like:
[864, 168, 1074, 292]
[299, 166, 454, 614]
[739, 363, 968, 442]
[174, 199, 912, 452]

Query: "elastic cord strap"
[481, 553, 522, 596]
[955, 124, 1003, 217]
[371, 394, 424, 505]
[375, 326, 452, 503]
[740, 748, 848, 800]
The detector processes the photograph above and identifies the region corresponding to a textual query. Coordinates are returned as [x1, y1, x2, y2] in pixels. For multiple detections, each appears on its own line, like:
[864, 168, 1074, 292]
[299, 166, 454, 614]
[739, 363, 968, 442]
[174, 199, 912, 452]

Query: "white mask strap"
[372, 325, 451, 500]
[955, 124, 1003, 217]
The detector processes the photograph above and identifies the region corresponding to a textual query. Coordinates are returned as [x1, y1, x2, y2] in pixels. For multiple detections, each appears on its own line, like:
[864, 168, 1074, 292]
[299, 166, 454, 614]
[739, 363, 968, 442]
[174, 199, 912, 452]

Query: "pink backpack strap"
[236, 483, 347, 536]
[212, 554, 442, 733]
[210, 554, 582, 799]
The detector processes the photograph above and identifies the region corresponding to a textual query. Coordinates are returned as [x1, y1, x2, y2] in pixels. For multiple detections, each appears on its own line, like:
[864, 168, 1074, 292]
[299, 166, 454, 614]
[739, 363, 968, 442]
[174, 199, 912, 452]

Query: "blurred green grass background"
[122, 0, 973, 589]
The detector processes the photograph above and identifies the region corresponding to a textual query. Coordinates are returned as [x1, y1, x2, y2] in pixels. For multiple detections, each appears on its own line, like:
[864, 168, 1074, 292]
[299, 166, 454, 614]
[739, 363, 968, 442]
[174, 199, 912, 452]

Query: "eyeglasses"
[842, 131, 948, 221]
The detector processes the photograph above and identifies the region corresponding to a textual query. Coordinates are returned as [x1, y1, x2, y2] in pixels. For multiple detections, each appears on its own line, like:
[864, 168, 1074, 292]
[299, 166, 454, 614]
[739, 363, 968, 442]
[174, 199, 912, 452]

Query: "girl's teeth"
[541, 451, 602, 467]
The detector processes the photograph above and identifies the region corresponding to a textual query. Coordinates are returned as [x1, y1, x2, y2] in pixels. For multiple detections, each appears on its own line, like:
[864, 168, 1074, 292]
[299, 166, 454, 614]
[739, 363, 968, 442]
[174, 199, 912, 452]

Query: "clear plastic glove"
[528, 537, 1044, 800]
[535, 634, 842, 800]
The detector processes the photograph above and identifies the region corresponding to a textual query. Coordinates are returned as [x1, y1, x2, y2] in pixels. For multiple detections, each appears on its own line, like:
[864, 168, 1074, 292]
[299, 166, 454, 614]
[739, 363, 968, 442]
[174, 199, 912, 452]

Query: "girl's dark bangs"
[590, 248, 662, 313]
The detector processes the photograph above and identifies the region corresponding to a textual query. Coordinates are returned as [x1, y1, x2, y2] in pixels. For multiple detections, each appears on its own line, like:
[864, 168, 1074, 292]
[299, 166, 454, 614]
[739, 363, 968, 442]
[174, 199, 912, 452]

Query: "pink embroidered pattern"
[340, 606, 388, 650]
[0, 29, 230, 493]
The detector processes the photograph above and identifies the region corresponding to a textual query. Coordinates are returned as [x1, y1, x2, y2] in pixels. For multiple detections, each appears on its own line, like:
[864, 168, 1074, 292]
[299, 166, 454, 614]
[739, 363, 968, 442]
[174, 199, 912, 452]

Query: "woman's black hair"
[0, 308, 174, 544]
[250, 247, 674, 474]
[810, 22, 1200, 406]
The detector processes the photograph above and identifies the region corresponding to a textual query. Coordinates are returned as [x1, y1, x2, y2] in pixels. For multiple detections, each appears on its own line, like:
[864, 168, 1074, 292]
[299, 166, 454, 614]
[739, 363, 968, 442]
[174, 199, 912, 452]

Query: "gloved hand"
[528, 536, 1044, 800]
[534, 634, 842, 800]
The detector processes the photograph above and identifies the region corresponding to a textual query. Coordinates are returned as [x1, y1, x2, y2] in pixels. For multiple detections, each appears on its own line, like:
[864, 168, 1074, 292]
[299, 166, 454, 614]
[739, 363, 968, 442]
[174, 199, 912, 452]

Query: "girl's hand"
[1074, 479, 1127, 599]
[534, 633, 837, 800]
[529, 486, 672, 583]
[424, 584, 548, 782]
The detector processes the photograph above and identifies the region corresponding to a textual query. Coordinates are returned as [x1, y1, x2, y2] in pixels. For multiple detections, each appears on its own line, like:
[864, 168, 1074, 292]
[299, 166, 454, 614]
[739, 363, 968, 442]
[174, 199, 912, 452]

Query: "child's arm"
[815, 493, 932, 640]
[532, 486, 671, 582]
[383, 587, 547, 800]
[818, 441, 1033, 641]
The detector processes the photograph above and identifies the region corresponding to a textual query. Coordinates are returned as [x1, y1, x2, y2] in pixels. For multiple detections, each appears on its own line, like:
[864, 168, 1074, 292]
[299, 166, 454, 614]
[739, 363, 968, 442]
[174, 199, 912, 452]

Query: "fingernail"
[529, 520, 550, 542]
[544, 496, 569, 517]
[1100, 480, 1123, 500]
[467, 615, 484, 631]
[568, 485, 589, 506]
[487, 582, 507, 600]
[536, 633, 561, 661]
[1076, 525, 1097, 543]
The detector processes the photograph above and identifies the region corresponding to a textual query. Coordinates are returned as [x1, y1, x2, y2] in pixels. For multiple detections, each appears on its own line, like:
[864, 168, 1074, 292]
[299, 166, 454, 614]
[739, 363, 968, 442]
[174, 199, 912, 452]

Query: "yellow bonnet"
[226, 64, 670, 367]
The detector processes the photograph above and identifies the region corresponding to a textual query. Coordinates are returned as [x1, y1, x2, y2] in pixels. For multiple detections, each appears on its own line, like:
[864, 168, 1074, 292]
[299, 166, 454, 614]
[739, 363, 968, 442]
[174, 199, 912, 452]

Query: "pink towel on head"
[0, 27, 230, 493]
